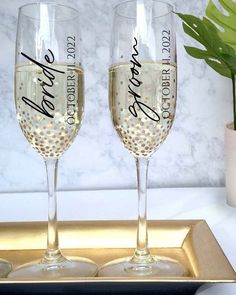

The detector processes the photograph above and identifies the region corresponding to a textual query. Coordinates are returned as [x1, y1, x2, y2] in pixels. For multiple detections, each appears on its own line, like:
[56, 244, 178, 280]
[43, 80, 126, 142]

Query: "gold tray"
[0, 220, 235, 295]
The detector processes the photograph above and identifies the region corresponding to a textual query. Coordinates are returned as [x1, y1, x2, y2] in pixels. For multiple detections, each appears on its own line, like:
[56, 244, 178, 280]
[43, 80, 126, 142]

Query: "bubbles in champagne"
[109, 61, 177, 158]
[15, 64, 84, 158]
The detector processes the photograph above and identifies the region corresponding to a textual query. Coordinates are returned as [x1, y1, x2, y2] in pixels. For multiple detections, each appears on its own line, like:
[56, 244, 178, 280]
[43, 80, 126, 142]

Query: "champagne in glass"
[99, 0, 187, 277]
[15, 64, 84, 158]
[9, 3, 97, 278]
[109, 61, 177, 157]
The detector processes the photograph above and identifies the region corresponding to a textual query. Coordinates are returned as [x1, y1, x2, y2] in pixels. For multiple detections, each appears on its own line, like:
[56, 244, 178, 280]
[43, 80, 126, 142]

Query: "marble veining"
[0, 0, 232, 192]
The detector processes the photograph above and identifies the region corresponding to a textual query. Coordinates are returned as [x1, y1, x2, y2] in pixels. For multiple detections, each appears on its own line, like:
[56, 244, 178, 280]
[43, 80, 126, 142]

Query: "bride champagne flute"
[9, 2, 97, 278]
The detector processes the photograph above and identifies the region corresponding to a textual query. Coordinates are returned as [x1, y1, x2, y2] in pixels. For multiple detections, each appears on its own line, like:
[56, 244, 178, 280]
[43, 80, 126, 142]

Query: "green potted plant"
[178, 0, 236, 206]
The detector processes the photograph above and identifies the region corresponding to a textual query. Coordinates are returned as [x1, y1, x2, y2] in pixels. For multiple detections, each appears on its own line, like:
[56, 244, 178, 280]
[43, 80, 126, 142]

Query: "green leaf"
[206, 59, 231, 77]
[177, 11, 236, 78]
[185, 46, 232, 77]
[206, 0, 236, 50]
[222, 53, 236, 72]
[184, 46, 210, 59]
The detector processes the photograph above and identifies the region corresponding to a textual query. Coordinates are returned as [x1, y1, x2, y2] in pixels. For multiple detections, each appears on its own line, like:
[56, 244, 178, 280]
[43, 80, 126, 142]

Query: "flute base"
[98, 255, 188, 277]
[0, 259, 12, 278]
[8, 256, 98, 278]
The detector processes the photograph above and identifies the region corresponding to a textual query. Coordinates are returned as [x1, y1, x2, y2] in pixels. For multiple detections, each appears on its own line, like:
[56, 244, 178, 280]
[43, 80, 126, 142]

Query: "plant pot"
[225, 122, 236, 207]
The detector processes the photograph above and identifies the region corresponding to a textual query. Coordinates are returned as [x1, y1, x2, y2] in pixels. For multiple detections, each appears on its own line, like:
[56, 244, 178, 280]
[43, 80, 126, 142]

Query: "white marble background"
[0, 0, 232, 192]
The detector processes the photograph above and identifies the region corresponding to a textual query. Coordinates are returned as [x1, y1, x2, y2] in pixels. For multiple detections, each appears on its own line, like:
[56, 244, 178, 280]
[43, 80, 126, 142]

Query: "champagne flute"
[99, 0, 187, 277]
[0, 259, 11, 278]
[9, 3, 97, 278]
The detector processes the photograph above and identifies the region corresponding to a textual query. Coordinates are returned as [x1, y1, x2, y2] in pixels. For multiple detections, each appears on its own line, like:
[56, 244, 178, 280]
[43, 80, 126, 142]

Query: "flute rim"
[113, 0, 174, 19]
[18, 2, 80, 20]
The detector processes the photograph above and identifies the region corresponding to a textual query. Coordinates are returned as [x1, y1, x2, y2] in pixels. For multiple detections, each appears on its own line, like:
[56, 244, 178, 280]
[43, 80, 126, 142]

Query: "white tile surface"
[0, 0, 232, 192]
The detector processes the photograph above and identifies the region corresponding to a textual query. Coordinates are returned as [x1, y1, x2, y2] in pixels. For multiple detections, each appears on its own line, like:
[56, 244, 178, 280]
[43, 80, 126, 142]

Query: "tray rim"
[0, 277, 235, 284]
